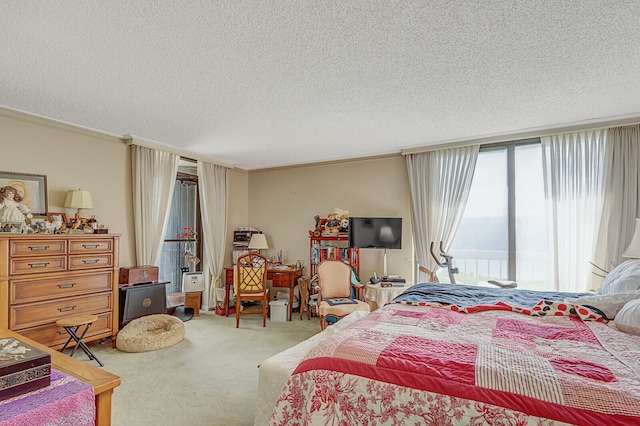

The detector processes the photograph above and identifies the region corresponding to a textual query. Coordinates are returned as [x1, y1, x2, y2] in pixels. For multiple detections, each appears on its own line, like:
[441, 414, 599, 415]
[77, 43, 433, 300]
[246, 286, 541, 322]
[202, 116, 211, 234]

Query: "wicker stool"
[56, 314, 103, 367]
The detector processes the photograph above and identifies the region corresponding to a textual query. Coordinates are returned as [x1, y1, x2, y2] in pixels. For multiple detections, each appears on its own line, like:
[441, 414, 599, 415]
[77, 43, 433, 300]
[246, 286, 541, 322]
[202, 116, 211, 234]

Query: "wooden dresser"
[0, 234, 119, 349]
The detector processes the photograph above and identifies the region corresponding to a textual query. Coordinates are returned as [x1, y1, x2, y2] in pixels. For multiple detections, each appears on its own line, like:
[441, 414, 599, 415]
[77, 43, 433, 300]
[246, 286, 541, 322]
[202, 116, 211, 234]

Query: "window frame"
[478, 138, 541, 281]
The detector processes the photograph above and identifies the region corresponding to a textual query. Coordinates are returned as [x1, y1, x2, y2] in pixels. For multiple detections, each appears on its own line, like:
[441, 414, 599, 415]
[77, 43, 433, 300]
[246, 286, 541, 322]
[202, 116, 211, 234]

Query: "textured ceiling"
[2, 1, 640, 170]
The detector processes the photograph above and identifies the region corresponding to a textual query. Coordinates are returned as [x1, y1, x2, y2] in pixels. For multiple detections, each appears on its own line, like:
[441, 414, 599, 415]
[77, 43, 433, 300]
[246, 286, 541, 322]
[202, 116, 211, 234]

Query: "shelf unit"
[309, 235, 360, 279]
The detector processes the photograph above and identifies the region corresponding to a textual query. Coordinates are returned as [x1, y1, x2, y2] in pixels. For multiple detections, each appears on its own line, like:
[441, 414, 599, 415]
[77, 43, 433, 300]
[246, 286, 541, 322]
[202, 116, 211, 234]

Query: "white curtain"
[593, 125, 640, 287]
[542, 130, 611, 292]
[406, 146, 479, 283]
[131, 145, 180, 265]
[197, 160, 228, 310]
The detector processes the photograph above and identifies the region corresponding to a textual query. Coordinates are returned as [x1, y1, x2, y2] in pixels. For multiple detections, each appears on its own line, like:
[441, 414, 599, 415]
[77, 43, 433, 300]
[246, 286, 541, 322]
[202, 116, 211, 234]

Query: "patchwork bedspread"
[270, 303, 640, 425]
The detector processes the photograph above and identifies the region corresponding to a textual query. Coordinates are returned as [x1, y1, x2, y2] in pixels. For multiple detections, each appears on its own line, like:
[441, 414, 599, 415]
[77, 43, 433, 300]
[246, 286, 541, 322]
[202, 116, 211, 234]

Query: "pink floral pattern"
[272, 369, 562, 425]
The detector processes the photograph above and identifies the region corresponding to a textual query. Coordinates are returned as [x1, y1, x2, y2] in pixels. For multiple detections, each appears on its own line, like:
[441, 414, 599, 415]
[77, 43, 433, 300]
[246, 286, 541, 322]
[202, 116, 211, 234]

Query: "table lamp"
[623, 218, 640, 259]
[248, 233, 269, 255]
[64, 189, 93, 221]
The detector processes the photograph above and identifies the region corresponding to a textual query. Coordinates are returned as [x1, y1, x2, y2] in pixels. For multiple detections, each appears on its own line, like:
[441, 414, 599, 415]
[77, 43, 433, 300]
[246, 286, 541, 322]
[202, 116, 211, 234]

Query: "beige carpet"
[88, 311, 320, 425]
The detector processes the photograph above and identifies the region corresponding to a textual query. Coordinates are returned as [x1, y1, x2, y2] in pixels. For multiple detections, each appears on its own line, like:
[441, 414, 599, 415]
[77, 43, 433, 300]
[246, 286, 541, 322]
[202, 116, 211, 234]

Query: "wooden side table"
[185, 292, 201, 317]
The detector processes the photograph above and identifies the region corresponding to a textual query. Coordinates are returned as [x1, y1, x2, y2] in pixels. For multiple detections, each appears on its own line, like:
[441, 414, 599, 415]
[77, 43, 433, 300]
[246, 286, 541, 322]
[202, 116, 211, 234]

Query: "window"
[438, 141, 549, 290]
[158, 169, 201, 295]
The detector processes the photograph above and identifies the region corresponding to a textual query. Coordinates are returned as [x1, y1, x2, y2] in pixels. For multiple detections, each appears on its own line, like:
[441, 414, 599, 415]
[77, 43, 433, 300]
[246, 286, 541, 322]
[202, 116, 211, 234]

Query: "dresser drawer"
[271, 272, 291, 287]
[10, 292, 113, 330]
[69, 254, 114, 270]
[10, 272, 114, 304]
[10, 256, 67, 275]
[9, 239, 66, 257]
[18, 313, 112, 348]
[68, 239, 113, 254]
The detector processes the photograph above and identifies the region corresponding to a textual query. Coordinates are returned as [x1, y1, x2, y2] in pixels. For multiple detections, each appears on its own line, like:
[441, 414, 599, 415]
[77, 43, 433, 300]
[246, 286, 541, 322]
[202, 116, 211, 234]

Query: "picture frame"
[0, 171, 48, 215]
[30, 214, 48, 224]
[46, 212, 68, 222]
[0, 221, 23, 233]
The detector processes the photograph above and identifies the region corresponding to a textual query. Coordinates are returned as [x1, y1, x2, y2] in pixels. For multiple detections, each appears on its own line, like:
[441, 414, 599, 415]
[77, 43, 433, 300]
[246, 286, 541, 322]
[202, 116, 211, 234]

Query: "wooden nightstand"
[184, 291, 201, 316]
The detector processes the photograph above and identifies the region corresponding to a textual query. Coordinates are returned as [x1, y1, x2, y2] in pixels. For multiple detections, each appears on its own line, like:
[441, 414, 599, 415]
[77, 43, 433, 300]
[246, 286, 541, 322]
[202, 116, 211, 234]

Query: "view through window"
[437, 142, 549, 290]
[158, 172, 200, 295]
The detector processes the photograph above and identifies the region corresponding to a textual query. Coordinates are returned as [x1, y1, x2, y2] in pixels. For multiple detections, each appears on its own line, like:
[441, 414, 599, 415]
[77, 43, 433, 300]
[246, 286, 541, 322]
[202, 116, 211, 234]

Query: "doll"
[0, 185, 33, 229]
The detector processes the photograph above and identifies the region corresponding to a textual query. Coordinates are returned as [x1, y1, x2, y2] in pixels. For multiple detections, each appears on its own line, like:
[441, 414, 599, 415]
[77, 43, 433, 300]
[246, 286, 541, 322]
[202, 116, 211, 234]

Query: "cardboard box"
[0, 337, 51, 401]
[119, 265, 159, 286]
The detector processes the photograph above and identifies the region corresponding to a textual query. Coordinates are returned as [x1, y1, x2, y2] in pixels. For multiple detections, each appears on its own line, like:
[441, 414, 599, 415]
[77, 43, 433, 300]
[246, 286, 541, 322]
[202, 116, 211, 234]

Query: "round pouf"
[116, 314, 185, 353]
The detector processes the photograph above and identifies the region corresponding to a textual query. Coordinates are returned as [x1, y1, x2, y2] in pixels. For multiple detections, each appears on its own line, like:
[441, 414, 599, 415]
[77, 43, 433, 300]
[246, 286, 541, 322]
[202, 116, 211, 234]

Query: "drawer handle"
[58, 305, 76, 312]
[28, 245, 50, 251]
[28, 262, 50, 268]
[82, 244, 100, 249]
[82, 259, 100, 264]
[57, 283, 76, 289]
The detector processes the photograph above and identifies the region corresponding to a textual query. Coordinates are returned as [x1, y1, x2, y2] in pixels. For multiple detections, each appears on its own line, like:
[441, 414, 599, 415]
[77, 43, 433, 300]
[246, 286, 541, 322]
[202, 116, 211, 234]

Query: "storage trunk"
[0, 337, 51, 401]
[119, 265, 159, 286]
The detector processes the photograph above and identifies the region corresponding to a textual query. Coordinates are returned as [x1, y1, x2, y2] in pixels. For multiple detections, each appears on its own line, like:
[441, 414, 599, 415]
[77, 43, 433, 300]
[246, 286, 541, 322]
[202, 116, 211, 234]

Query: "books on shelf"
[312, 245, 354, 265]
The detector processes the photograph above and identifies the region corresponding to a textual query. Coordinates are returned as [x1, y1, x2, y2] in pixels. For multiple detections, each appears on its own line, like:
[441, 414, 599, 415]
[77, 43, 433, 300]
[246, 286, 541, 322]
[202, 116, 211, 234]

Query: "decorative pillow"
[565, 291, 640, 320]
[597, 259, 640, 294]
[615, 299, 640, 335]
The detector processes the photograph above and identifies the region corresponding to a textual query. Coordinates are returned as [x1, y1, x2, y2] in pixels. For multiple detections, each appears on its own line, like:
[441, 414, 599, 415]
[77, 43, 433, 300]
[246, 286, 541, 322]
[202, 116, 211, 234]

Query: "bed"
[255, 283, 640, 425]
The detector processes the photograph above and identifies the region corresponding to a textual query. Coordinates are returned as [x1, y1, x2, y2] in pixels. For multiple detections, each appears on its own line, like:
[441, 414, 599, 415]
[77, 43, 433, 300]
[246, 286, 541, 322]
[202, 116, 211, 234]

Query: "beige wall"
[226, 168, 249, 262]
[1, 109, 415, 288]
[0, 110, 136, 266]
[248, 156, 414, 283]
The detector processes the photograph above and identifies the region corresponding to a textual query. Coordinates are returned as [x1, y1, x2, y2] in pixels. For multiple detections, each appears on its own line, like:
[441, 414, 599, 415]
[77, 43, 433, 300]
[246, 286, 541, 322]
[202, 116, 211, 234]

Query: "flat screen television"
[348, 217, 402, 249]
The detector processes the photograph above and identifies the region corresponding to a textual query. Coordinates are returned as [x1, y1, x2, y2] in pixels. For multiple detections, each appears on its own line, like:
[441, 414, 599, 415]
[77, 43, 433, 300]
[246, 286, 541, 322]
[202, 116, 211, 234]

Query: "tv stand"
[383, 248, 388, 278]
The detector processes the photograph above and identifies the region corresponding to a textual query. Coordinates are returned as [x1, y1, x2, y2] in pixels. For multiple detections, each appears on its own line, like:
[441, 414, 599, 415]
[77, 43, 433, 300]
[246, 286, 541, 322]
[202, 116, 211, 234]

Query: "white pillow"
[565, 291, 640, 319]
[597, 259, 640, 294]
[615, 299, 640, 335]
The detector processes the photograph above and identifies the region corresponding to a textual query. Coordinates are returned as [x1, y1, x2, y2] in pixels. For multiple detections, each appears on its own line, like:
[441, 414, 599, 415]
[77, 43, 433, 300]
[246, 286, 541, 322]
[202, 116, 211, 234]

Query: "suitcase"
[119, 265, 159, 286]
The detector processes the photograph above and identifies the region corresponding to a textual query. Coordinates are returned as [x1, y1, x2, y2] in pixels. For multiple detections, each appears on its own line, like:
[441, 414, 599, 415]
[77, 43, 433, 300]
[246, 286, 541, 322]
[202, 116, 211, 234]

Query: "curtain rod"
[124, 134, 235, 169]
[401, 114, 640, 155]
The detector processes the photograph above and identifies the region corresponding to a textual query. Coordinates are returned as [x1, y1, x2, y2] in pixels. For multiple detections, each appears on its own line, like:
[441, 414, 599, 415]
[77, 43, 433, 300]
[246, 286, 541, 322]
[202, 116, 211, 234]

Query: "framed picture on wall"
[0, 171, 48, 215]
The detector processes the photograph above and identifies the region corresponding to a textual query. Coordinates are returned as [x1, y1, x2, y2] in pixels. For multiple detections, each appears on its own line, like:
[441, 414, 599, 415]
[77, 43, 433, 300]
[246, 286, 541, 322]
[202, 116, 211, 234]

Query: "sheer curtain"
[197, 161, 228, 310]
[131, 145, 180, 265]
[593, 125, 640, 287]
[542, 130, 611, 292]
[405, 146, 479, 283]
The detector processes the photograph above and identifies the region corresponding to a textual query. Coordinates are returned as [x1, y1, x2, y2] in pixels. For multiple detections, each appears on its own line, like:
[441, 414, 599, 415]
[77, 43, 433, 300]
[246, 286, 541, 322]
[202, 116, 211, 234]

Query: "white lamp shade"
[64, 189, 94, 209]
[623, 218, 640, 258]
[248, 233, 269, 250]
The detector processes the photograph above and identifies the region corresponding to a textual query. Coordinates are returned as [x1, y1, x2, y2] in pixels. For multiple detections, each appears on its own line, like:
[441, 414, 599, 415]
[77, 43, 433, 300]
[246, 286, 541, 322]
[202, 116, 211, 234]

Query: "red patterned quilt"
[271, 303, 640, 425]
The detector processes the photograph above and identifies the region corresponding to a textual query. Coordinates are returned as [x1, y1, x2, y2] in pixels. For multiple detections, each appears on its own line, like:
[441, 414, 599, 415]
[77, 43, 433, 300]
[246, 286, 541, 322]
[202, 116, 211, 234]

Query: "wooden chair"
[298, 276, 311, 320]
[235, 253, 270, 328]
[316, 260, 370, 330]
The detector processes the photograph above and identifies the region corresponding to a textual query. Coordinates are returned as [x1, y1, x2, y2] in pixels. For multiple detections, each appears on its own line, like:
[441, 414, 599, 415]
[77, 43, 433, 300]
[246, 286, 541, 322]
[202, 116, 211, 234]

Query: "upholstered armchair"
[315, 259, 370, 330]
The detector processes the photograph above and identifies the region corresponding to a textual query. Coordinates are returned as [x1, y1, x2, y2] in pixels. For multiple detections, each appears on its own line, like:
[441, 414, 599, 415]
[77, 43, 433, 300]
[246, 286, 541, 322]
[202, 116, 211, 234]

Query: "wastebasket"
[269, 299, 289, 322]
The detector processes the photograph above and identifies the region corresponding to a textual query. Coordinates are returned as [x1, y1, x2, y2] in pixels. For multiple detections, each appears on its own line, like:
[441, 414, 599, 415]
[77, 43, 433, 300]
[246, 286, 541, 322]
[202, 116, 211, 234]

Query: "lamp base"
[74, 208, 86, 222]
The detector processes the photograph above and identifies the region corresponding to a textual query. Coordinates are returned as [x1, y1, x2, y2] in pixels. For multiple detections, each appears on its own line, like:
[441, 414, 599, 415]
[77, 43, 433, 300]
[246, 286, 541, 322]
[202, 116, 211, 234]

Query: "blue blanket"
[394, 282, 590, 308]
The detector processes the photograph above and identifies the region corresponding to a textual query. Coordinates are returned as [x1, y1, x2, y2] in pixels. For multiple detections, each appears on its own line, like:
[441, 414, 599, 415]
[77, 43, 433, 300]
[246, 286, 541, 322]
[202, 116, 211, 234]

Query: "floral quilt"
[270, 303, 640, 425]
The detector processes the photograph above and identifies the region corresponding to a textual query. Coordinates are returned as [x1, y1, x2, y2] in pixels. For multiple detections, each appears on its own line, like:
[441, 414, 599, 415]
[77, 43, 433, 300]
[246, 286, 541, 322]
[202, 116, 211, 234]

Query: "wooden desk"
[224, 266, 303, 321]
[0, 328, 120, 426]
